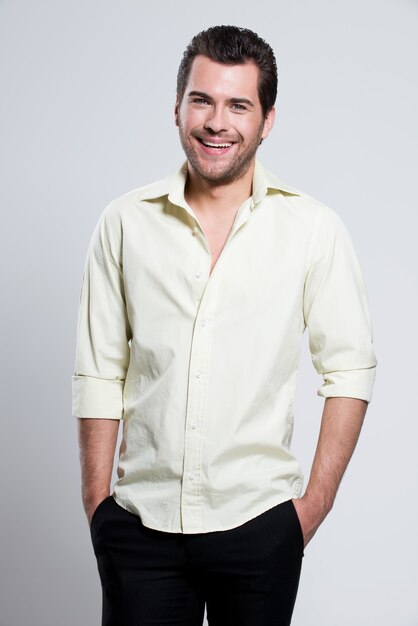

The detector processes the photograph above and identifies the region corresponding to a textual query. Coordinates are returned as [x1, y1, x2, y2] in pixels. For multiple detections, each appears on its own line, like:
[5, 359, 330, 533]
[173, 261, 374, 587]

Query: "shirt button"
[200, 319, 207, 327]
[195, 271, 203, 279]
[196, 371, 202, 379]
[191, 422, 197, 429]
[188, 474, 194, 481]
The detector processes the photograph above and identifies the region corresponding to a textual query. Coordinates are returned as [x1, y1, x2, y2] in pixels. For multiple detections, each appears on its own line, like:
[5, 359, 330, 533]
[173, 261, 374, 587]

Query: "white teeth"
[202, 140, 232, 148]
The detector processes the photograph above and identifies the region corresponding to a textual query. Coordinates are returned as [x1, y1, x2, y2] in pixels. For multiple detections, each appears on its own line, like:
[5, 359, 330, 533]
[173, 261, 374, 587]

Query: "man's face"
[175, 55, 275, 185]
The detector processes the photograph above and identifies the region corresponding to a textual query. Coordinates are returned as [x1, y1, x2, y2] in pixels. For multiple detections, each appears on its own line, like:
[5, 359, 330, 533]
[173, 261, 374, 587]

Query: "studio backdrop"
[1, 1, 417, 625]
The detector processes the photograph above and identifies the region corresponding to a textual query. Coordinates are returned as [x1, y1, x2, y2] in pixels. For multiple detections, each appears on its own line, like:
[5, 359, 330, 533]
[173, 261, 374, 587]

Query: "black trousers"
[90, 496, 304, 626]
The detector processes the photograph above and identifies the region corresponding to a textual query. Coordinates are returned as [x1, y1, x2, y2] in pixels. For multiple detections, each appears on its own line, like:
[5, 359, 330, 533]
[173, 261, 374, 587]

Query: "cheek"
[179, 107, 204, 131]
[239, 120, 262, 141]
[179, 107, 214, 132]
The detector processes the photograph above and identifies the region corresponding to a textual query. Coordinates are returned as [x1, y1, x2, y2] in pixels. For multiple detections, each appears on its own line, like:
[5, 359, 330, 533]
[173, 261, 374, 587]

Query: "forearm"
[77, 417, 120, 522]
[293, 396, 368, 545]
[305, 397, 367, 512]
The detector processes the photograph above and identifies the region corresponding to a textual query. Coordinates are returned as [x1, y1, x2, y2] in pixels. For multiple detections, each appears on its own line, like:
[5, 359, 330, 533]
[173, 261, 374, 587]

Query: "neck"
[184, 161, 255, 216]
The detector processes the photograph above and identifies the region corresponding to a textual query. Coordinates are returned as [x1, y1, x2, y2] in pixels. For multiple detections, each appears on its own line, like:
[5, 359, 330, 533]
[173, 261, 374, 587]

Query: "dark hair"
[176, 25, 278, 118]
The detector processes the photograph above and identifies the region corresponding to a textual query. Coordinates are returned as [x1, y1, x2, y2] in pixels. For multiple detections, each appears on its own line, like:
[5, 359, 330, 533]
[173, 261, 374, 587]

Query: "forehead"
[185, 55, 260, 102]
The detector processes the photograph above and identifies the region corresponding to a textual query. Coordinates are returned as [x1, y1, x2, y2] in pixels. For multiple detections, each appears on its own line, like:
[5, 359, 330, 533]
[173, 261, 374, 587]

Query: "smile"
[197, 138, 234, 149]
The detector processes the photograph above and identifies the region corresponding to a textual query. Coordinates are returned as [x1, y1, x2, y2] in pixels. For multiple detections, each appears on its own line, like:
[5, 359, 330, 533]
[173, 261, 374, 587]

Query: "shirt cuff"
[72, 375, 124, 419]
[317, 366, 377, 403]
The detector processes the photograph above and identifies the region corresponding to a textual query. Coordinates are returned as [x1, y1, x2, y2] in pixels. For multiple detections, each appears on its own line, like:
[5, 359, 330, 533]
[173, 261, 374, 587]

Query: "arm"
[293, 396, 367, 546]
[72, 205, 131, 524]
[77, 417, 120, 524]
[297, 208, 377, 545]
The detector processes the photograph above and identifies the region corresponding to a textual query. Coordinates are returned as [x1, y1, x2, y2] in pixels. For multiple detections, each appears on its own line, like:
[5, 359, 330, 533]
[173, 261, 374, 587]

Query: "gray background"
[1, 0, 417, 624]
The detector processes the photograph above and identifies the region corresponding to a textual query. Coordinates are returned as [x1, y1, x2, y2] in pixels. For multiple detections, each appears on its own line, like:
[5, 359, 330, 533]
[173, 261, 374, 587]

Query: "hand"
[291, 496, 330, 548]
[83, 493, 109, 526]
[87, 501, 101, 526]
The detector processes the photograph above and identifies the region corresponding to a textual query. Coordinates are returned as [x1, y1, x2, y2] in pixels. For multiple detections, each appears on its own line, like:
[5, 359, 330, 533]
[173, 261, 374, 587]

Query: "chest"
[121, 200, 310, 325]
[200, 219, 235, 276]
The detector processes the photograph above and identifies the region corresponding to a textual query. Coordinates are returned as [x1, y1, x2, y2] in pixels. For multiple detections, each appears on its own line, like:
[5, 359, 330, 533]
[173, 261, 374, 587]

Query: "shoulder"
[101, 172, 174, 220]
[287, 191, 347, 237]
[87, 172, 175, 255]
[259, 162, 344, 230]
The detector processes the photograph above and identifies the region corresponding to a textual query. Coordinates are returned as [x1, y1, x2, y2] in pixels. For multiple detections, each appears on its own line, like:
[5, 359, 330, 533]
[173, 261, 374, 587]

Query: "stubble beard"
[178, 121, 265, 187]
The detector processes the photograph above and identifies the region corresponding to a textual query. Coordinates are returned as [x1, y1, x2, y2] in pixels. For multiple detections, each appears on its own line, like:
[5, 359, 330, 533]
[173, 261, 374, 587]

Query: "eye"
[231, 103, 247, 111]
[192, 97, 210, 106]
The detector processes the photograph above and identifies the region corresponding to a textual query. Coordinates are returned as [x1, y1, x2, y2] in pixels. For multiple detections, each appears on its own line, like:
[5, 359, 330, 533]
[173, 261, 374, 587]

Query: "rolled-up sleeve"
[303, 208, 377, 402]
[72, 204, 131, 419]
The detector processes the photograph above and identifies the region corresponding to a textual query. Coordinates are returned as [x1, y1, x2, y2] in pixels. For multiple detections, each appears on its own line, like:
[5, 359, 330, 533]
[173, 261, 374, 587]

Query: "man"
[73, 25, 377, 626]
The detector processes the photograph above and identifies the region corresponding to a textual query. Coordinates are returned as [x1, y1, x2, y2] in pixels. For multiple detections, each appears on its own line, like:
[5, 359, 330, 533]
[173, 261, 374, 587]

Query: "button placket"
[180, 275, 218, 532]
[191, 222, 210, 304]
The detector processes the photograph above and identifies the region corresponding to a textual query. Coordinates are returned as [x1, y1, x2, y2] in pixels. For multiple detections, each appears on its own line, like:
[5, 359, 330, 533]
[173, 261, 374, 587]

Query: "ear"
[261, 106, 276, 140]
[174, 95, 180, 127]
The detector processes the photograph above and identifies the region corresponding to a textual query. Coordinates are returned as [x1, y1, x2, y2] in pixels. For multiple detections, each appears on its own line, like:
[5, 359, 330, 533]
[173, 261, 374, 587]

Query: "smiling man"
[73, 26, 377, 626]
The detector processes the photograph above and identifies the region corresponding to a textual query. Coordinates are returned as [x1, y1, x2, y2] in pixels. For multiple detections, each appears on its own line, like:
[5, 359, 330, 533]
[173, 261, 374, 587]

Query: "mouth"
[195, 137, 236, 155]
[198, 138, 234, 149]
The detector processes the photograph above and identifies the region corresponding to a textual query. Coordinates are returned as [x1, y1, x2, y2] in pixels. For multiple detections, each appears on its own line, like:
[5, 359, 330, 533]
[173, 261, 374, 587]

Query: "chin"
[196, 165, 236, 184]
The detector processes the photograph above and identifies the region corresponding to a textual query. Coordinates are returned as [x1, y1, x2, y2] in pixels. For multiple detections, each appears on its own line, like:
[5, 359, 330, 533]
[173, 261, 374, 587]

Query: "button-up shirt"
[72, 160, 377, 534]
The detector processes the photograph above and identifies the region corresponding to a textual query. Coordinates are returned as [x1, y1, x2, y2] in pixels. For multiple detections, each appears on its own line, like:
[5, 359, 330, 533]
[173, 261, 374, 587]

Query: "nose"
[204, 105, 229, 134]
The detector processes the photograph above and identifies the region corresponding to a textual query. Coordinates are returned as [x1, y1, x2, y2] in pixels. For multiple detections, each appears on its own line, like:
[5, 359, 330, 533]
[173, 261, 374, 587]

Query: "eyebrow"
[187, 91, 255, 107]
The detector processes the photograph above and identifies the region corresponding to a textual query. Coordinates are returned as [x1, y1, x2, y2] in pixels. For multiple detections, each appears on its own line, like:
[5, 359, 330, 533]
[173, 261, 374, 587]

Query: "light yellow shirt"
[72, 160, 377, 534]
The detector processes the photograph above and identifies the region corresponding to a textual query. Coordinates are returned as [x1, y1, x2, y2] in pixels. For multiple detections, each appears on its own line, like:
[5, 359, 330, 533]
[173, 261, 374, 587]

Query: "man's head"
[175, 26, 277, 186]
[177, 26, 278, 119]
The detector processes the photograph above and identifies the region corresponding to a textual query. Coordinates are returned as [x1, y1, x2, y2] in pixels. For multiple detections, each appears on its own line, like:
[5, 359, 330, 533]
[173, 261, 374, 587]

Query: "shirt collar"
[252, 160, 301, 206]
[136, 160, 301, 212]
